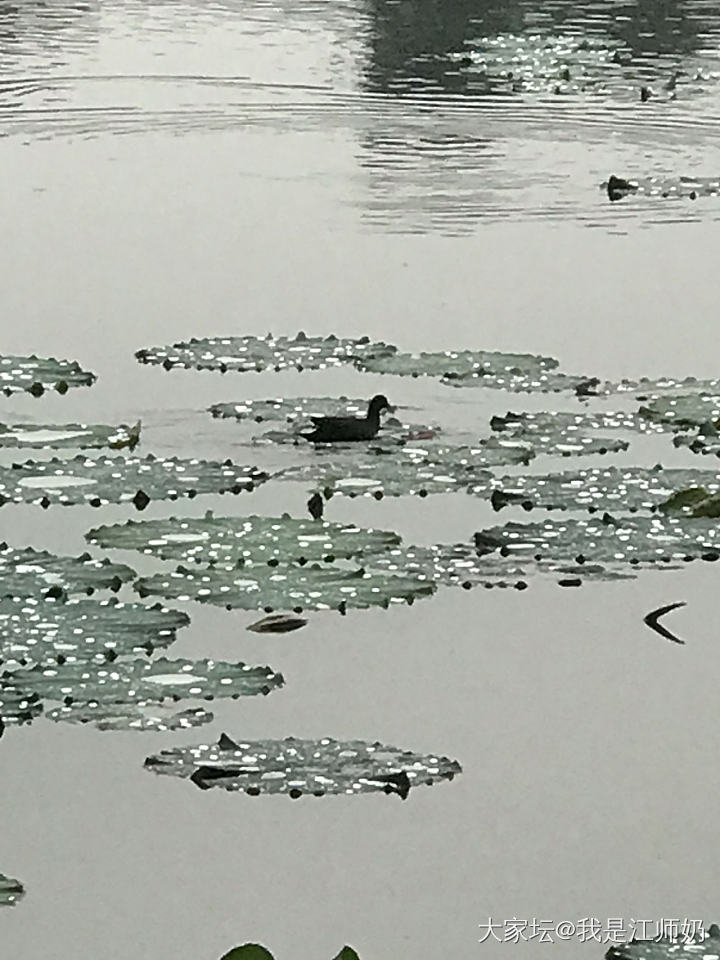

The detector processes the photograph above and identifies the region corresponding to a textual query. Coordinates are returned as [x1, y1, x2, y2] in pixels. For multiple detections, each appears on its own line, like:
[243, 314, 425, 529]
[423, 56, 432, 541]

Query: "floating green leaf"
[0, 680, 42, 726]
[368, 543, 530, 590]
[0, 597, 189, 668]
[6, 656, 283, 706]
[596, 376, 720, 399]
[355, 349, 558, 379]
[639, 393, 720, 429]
[219, 948, 275, 960]
[0, 454, 268, 508]
[673, 431, 720, 456]
[441, 369, 599, 394]
[0, 420, 140, 450]
[0, 874, 24, 907]
[145, 734, 462, 799]
[247, 614, 308, 634]
[135, 333, 396, 373]
[488, 409, 660, 457]
[483, 466, 720, 513]
[277, 441, 529, 499]
[0, 544, 135, 599]
[47, 702, 213, 732]
[658, 487, 720, 518]
[0, 354, 95, 397]
[87, 514, 401, 566]
[136, 563, 435, 612]
[210, 396, 367, 423]
[474, 515, 720, 566]
[606, 924, 720, 960]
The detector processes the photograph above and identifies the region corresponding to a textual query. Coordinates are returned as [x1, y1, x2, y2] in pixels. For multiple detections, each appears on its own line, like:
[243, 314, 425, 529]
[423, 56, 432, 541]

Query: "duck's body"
[302, 394, 390, 443]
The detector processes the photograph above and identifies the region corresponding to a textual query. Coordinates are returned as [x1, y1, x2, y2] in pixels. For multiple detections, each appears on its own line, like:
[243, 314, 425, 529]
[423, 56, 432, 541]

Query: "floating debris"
[86, 513, 401, 566]
[136, 333, 396, 373]
[474, 515, 720, 566]
[482, 466, 720, 514]
[247, 614, 308, 634]
[643, 601, 687, 645]
[0, 454, 268, 509]
[277, 441, 529, 499]
[0, 420, 140, 451]
[144, 733, 462, 799]
[210, 396, 367, 424]
[135, 562, 435, 613]
[6, 656, 283, 705]
[0, 545, 134, 599]
[0, 354, 95, 397]
[355, 349, 558, 379]
[47, 702, 214, 732]
[0, 874, 25, 907]
[0, 597, 189, 668]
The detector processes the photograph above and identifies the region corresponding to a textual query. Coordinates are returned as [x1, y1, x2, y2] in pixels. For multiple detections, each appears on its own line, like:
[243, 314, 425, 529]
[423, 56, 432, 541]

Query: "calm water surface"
[2, 2, 720, 958]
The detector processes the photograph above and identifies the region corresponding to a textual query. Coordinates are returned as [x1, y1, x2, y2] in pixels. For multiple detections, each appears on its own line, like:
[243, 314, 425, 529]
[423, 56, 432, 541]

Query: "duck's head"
[368, 394, 391, 418]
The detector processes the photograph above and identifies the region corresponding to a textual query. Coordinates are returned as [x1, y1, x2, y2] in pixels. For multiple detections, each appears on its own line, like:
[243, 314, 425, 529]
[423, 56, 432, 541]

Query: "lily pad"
[595, 376, 720, 399]
[0, 354, 95, 396]
[252, 416, 433, 450]
[220, 949, 275, 960]
[0, 596, 189, 667]
[673, 431, 720, 457]
[606, 924, 720, 959]
[0, 545, 135, 599]
[6, 656, 283, 705]
[210, 397, 367, 424]
[277, 441, 530, 499]
[135, 563, 435, 612]
[46, 702, 214, 732]
[0, 680, 42, 725]
[144, 733, 462, 798]
[639, 393, 720, 430]
[440, 369, 600, 394]
[0, 420, 140, 450]
[0, 874, 24, 907]
[474, 515, 720, 566]
[86, 513, 401, 566]
[0, 454, 268, 508]
[488, 410, 658, 457]
[483, 466, 720, 514]
[658, 487, 720, 518]
[135, 333, 396, 373]
[355, 349, 558, 379]
[368, 543, 530, 590]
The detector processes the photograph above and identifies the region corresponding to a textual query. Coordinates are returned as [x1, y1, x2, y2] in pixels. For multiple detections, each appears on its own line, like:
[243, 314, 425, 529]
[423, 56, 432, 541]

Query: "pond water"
[2, 2, 720, 958]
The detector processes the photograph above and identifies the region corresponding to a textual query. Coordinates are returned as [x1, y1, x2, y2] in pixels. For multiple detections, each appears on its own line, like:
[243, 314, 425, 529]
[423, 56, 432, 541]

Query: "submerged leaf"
[144, 734, 461, 798]
[483, 466, 720, 514]
[355, 349, 558, 379]
[86, 514, 401, 566]
[474, 515, 720, 566]
[135, 333, 396, 373]
[210, 396, 367, 423]
[0, 454, 268, 508]
[0, 354, 95, 396]
[0, 545, 135, 599]
[277, 442, 529, 499]
[0, 421, 140, 450]
[47, 702, 214, 732]
[0, 874, 25, 907]
[0, 596, 189, 668]
[6, 656, 283, 705]
[135, 563, 435, 612]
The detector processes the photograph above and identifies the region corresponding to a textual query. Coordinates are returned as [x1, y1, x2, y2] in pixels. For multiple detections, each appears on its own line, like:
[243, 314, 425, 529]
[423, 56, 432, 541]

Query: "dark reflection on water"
[3, 0, 720, 230]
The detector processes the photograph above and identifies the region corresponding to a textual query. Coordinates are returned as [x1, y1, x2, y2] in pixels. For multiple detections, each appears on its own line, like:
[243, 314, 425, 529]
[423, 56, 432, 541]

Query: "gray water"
[2, 2, 720, 958]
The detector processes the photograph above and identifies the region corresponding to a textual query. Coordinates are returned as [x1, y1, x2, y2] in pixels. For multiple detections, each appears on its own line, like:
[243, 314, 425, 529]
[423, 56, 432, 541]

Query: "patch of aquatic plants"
[0, 874, 24, 907]
[144, 733, 461, 799]
[0, 545, 134, 599]
[135, 563, 436, 612]
[46, 702, 214, 732]
[0, 454, 268, 509]
[354, 349, 558, 379]
[441, 368, 601, 395]
[277, 441, 530, 499]
[474, 515, 720, 566]
[488, 409, 660, 457]
[86, 513, 401, 566]
[639, 393, 720, 430]
[0, 420, 140, 451]
[483, 466, 720, 514]
[210, 396, 367, 424]
[0, 354, 95, 396]
[6, 656, 283, 706]
[0, 596, 189, 668]
[136, 333, 396, 373]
